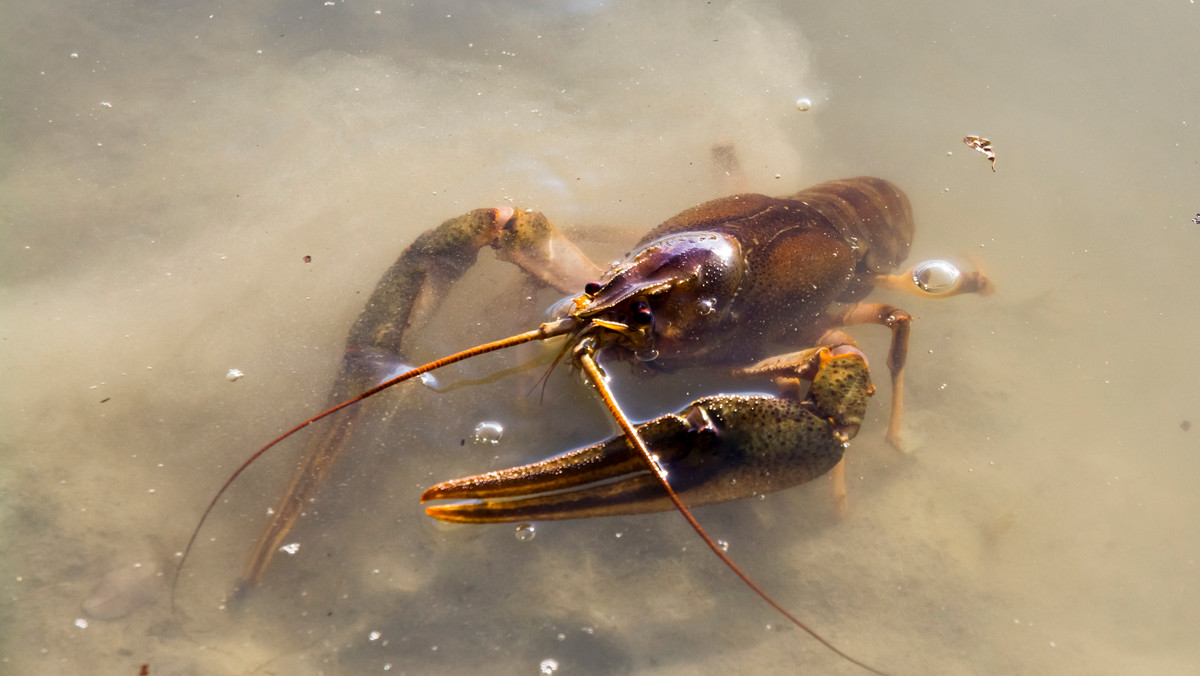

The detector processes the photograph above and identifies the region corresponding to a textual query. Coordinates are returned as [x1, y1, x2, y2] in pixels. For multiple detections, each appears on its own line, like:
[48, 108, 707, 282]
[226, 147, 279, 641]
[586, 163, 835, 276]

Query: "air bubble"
[515, 523, 536, 541]
[226, 368, 244, 382]
[716, 539, 730, 552]
[635, 348, 659, 362]
[279, 543, 301, 555]
[473, 421, 504, 444]
[539, 658, 559, 674]
[910, 260, 962, 295]
[697, 298, 716, 315]
[795, 97, 813, 111]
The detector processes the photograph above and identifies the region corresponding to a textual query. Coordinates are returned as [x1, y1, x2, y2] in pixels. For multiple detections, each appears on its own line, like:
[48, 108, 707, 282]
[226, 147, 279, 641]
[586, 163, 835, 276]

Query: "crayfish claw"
[423, 390, 865, 523]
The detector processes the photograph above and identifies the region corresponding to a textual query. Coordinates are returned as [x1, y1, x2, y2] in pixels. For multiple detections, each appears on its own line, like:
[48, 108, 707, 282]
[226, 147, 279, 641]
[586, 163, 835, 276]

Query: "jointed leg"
[240, 207, 600, 590]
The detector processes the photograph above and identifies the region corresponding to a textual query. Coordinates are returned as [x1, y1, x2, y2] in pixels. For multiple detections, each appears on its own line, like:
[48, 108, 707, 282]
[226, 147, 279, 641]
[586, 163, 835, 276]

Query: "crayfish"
[177, 170, 991, 674]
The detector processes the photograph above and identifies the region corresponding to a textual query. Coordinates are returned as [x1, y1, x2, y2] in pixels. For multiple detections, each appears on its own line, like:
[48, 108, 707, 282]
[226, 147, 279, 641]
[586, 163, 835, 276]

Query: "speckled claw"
[422, 347, 873, 523]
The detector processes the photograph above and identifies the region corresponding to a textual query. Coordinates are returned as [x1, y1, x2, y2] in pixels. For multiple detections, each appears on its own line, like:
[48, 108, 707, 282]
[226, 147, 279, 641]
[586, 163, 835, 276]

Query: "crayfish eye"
[629, 300, 653, 325]
[584, 281, 602, 296]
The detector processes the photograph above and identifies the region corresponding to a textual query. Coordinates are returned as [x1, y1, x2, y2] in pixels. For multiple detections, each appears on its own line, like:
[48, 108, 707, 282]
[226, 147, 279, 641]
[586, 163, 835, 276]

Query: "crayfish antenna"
[575, 344, 891, 676]
[170, 318, 576, 611]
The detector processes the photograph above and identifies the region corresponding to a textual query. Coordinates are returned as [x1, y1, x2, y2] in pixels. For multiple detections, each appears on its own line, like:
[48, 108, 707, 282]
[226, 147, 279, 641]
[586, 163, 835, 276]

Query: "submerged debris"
[963, 135, 997, 172]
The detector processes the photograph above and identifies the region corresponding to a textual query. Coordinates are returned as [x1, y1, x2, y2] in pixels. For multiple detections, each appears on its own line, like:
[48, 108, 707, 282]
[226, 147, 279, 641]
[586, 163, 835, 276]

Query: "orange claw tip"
[419, 484, 461, 503]
[492, 206, 516, 224]
[423, 502, 499, 525]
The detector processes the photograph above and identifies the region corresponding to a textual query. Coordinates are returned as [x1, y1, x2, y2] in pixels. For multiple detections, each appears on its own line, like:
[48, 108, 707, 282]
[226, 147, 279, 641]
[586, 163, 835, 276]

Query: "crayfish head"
[562, 231, 746, 367]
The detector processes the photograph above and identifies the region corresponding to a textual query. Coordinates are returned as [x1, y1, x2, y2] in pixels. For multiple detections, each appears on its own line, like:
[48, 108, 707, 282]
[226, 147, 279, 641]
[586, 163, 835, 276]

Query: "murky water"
[4, 1, 1199, 674]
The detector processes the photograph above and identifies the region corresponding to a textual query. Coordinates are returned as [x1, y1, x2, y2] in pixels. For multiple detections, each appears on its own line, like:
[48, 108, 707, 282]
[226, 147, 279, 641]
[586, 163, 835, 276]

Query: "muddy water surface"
[3, 1, 1199, 674]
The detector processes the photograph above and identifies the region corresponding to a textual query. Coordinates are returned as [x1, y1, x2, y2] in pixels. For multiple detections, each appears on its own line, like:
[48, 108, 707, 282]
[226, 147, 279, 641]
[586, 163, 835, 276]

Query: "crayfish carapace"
[177, 176, 992, 675]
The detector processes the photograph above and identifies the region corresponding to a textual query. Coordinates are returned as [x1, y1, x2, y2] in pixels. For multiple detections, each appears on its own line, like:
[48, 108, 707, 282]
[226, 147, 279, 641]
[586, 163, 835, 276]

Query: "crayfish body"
[177, 173, 991, 676]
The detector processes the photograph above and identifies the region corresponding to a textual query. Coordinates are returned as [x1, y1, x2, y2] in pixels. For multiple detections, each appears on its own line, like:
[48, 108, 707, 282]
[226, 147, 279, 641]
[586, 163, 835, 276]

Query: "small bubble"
[716, 539, 730, 552]
[226, 368, 244, 382]
[473, 421, 503, 444]
[635, 348, 659, 362]
[697, 298, 716, 315]
[795, 97, 813, 111]
[539, 658, 559, 674]
[279, 543, 301, 556]
[70, 52, 79, 59]
[74, 618, 88, 629]
[555, 632, 566, 641]
[514, 523, 536, 542]
[369, 631, 381, 641]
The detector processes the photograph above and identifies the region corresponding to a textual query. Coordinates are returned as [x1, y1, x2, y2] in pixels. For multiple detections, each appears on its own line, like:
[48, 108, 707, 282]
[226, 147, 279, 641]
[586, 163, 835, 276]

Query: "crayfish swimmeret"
[178, 170, 992, 674]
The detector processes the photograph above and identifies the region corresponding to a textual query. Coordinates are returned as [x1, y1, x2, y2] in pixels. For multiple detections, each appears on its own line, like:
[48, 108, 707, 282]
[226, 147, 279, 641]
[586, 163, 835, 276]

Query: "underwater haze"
[3, 1, 1199, 674]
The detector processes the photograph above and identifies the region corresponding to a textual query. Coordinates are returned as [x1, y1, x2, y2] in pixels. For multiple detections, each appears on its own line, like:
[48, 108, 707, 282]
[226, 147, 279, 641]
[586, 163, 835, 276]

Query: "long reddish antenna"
[576, 345, 889, 676]
[171, 319, 575, 608]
